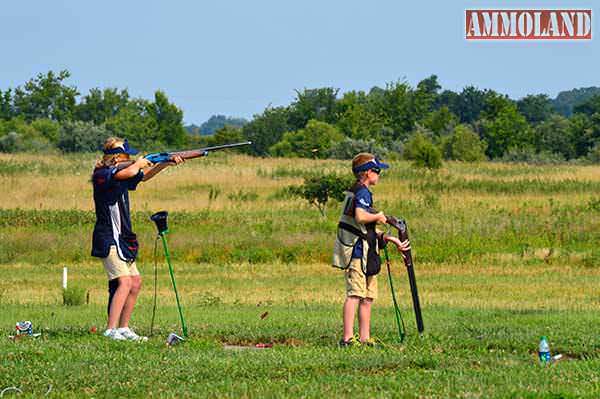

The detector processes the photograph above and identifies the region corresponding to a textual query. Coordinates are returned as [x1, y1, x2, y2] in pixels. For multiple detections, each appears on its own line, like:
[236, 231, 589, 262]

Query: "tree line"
[1, 70, 599, 165]
[0, 70, 187, 153]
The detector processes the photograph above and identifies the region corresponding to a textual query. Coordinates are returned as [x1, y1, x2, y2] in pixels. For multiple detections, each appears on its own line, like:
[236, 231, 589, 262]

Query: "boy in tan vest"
[333, 153, 410, 346]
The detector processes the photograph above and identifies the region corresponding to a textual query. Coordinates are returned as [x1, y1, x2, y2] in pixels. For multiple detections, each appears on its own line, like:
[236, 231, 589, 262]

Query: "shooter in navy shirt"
[350, 185, 373, 260]
[92, 137, 183, 341]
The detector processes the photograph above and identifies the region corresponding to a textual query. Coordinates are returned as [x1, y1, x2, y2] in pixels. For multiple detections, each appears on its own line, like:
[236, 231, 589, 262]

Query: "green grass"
[1, 154, 600, 397]
[3, 260, 600, 397]
[3, 303, 600, 397]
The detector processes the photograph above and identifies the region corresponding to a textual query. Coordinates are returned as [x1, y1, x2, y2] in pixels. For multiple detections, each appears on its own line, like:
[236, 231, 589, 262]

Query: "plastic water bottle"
[538, 336, 551, 364]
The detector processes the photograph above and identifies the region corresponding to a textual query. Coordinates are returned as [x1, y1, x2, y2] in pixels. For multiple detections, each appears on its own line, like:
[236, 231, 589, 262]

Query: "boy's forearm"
[355, 208, 381, 224]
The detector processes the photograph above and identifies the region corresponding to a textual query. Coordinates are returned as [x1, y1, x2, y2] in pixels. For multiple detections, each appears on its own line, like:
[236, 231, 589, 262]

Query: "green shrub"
[500, 147, 565, 165]
[289, 173, 353, 216]
[0, 132, 22, 152]
[30, 118, 61, 143]
[327, 137, 392, 160]
[269, 119, 344, 158]
[205, 125, 245, 147]
[0, 118, 53, 152]
[63, 286, 88, 306]
[442, 124, 487, 162]
[404, 132, 442, 169]
[586, 143, 600, 164]
[57, 121, 109, 152]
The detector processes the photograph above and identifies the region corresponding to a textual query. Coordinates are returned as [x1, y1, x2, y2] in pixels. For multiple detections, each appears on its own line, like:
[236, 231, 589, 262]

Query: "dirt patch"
[223, 343, 273, 350]
[221, 336, 304, 349]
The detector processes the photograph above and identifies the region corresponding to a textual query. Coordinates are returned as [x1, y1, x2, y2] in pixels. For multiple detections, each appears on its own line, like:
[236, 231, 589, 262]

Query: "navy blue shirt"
[351, 185, 373, 259]
[91, 166, 144, 261]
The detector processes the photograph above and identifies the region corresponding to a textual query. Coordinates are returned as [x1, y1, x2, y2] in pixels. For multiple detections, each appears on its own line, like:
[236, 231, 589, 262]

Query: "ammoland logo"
[465, 9, 592, 40]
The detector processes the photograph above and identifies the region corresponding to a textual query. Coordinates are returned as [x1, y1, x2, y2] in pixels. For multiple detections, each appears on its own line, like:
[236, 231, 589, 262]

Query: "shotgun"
[144, 141, 252, 163]
[385, 216, 425, 334]
[113, 141, 252, 170]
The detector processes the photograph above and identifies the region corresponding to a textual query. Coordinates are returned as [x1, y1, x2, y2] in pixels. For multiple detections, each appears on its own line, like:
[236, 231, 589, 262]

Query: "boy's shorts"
[102, 245, 140, 281]
[345, 258, 377, 299]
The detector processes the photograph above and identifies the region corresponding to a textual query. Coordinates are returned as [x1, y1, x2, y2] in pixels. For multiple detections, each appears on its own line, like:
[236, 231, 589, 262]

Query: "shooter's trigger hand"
[135, 157, 152, 169]
[376, 212, 387, 224]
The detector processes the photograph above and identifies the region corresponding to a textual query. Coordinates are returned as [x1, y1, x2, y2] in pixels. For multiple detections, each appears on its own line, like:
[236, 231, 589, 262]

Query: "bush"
[289, 173, 354, 216]
[327, 137, 392, 160]
[500, 147, 565, 165]
[442, 124, 487, 162]
[0, 131, 52, 153]
[58, 121, 110, 152]
[206, 125, 245, 147]
[586, 142, 600, 164]
[269, 119, 344, 158]
[63, 286, 88, 306]
[0, 118, 54, 152]
[30, 118, 61, 143]
[404, 132, 442, 169]
[0, 132, 22, 152]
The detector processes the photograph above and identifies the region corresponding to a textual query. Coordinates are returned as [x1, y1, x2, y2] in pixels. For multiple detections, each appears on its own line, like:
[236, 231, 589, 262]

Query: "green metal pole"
[160, 233, 188, 337]
[384, 246, 405, 342]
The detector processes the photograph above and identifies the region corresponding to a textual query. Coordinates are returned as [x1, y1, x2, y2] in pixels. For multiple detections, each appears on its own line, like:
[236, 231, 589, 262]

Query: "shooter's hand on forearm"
[167, 155, 185, 166]
[142, 155, 185, 181]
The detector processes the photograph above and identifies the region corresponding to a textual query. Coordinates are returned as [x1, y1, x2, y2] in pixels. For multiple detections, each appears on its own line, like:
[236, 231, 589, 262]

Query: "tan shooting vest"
[332, 189, 370, 271]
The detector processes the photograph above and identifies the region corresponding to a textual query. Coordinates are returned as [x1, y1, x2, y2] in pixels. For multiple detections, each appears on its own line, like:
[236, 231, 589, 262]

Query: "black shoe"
[339, 335, 361, 347]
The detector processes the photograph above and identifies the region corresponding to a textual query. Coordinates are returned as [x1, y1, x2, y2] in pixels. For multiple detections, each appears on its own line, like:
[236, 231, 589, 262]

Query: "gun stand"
[383, 246, 406, 342]
[150, 211, 188, 339]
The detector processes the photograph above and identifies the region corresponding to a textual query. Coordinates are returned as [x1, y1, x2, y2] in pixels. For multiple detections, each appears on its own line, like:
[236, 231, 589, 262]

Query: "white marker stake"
[62, 267, 68, 290]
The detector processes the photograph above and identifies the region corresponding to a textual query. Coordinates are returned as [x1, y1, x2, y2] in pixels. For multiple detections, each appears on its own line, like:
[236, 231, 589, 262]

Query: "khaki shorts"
[102, 245, 140, 281]
[345, 258, 377, 299]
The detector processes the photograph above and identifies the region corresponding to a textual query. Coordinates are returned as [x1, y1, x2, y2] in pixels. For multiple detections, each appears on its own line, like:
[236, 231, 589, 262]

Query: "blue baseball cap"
[352, 157, 389, 173]
[103, 139, 139, 155]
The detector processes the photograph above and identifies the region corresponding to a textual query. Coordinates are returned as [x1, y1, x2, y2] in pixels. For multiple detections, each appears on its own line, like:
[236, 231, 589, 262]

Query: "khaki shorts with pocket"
[345, 258, 377, 299]
[102, 245, 140, 281]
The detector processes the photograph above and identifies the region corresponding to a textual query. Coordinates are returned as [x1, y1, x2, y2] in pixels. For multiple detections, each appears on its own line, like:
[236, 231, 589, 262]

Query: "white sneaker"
[103, 328, 126, 341]
[117, 327, 148, 342]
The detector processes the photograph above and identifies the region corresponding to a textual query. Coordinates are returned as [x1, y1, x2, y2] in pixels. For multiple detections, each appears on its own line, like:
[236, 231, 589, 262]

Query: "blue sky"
[1, 0, 597, 124]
